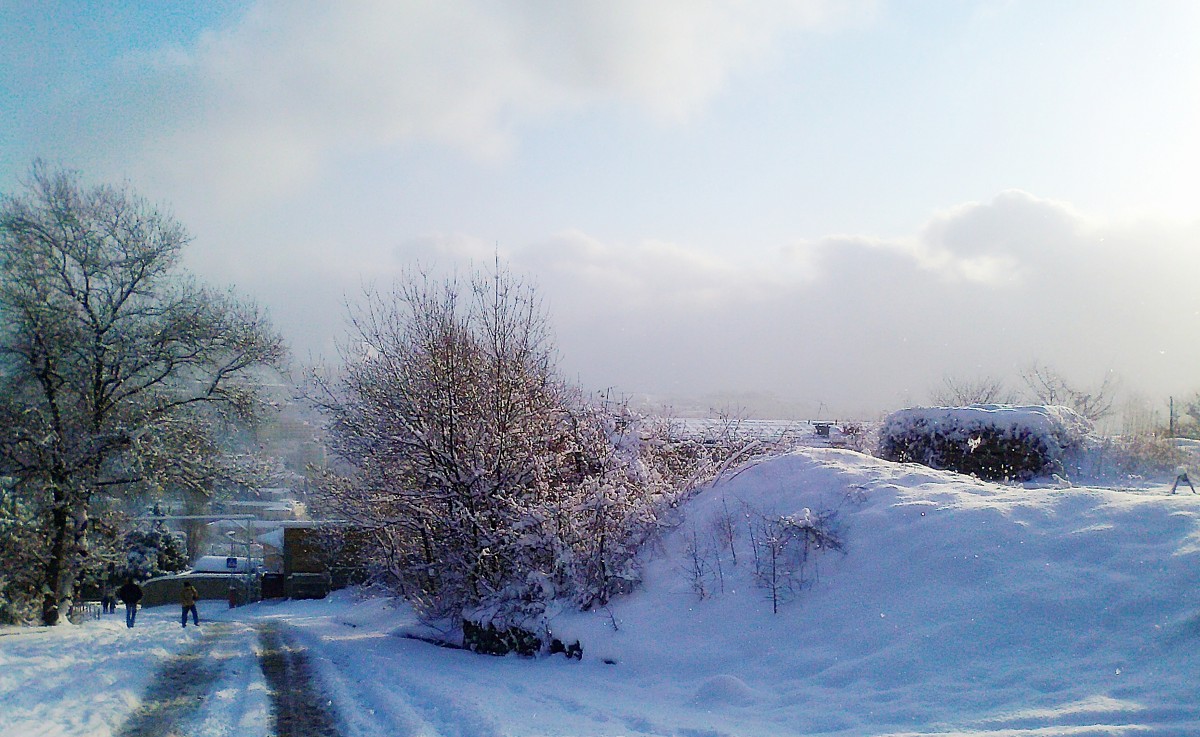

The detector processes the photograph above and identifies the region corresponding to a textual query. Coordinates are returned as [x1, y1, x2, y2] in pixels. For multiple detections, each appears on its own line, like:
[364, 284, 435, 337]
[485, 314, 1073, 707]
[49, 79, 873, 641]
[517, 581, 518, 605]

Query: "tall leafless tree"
[0, 162, 285, 624]
[310, 265, 708, 629]
[929, 375, 1019, 406]
[1020, 361, 1118, 422]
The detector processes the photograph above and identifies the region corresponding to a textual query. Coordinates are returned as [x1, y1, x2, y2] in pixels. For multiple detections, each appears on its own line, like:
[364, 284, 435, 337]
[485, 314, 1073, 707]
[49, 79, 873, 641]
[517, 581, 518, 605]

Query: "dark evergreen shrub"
[878, 405, 1092, 482]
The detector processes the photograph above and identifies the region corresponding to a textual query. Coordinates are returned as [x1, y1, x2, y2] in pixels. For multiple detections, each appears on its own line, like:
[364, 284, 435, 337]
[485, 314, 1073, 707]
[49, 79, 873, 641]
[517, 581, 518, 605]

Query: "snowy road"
[115, 622, 270, 737]
[0, 609, 274, 737]
[112, 619, 348, 737]
[0, 604, 507, 737]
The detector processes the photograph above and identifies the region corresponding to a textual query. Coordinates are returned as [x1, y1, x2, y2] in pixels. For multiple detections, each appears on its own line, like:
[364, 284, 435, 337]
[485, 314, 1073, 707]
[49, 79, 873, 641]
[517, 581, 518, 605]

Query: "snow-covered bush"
[310, 266, 729, 651]
[878, 405, 1094, 481]
[0, 485, 43, 624]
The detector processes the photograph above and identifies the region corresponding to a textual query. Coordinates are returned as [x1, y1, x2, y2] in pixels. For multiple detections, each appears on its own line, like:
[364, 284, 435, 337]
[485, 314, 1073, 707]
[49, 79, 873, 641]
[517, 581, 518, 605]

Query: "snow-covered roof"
[256, 528, 285, 549]
[189, 555, 255, 574]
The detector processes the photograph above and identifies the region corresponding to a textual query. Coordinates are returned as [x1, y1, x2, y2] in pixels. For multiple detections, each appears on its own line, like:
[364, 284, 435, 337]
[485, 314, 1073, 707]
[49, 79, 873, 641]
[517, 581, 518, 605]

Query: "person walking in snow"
[118, 579, 143, 628]
[181, 582, 200, 627]
[1170, 467, 1196, 494]
[100, 580, 115, 614]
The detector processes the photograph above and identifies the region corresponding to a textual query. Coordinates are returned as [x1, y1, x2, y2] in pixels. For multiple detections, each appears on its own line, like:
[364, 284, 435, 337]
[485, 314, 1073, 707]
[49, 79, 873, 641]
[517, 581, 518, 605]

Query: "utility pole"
[1170, 396, 1176, 438]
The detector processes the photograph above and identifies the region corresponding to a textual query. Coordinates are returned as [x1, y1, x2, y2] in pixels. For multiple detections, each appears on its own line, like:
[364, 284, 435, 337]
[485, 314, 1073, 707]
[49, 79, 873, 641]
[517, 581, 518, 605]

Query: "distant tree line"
[929, 361, 1118, 423]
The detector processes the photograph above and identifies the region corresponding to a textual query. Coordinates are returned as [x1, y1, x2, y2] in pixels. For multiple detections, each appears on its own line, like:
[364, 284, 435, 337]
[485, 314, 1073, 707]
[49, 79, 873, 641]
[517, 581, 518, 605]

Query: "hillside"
[548, 448, 1200, 734]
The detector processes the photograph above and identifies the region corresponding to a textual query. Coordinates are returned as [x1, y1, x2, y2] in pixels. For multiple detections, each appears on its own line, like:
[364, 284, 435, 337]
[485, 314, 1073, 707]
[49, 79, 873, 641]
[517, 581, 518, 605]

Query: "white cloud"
[491, 192, 1200, 412]
[920, 190, 1085, 262]
[178, 186, 1200, 414]
[125, 0, 868, 207]
[518, 230, 783, 315]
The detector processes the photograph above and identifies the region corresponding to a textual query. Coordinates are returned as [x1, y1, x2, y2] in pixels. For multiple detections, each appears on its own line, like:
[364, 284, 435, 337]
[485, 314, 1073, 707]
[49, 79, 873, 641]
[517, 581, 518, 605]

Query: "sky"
[2, 0, 1199, 417]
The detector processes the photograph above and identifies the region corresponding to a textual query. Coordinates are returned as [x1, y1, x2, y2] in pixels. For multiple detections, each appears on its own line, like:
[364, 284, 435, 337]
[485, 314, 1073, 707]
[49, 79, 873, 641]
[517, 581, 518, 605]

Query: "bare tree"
[1020, 361, 1118, 421]
[749, 509, 844, 614]
[682, 523, 711, 598]
[711, 496, 738, 567]
[929, 375, 1019, 406]
[0, 162, 285, 624]
[310, 265, 700, 632]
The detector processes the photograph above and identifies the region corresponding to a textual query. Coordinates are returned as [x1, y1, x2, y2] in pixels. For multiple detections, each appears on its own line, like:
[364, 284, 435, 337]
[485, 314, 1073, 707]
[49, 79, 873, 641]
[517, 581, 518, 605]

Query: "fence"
[67, 601, 102, 624]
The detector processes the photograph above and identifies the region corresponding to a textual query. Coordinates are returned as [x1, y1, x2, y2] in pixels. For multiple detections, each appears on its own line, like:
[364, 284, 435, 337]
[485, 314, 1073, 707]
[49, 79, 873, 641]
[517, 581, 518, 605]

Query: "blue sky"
[3, 1, 1199, 416]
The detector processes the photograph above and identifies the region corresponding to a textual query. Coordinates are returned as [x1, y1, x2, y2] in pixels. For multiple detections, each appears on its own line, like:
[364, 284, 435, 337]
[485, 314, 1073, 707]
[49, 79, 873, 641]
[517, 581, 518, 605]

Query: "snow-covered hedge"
[878, 405, 1093, 481]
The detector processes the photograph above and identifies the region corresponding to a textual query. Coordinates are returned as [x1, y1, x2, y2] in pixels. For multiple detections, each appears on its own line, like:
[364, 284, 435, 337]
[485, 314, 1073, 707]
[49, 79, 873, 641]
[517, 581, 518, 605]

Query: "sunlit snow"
[3, 448, 1199, 736]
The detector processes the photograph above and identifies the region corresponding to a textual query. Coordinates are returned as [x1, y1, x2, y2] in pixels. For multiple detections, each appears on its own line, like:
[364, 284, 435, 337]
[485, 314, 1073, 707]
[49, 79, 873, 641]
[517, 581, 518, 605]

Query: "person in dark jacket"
[1171, 467, 1196, 494]
[117, 579, 143, 628]
[100, 581, 115, 615]
[180, 582, 200, 627]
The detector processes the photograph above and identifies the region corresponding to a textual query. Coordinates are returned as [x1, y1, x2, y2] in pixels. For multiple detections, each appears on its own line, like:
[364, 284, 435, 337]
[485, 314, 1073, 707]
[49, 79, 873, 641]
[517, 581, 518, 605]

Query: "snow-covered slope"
[549, 451, 1200, 734]
[4, 448, 1200, 736]
[550, 448, 1200, 734]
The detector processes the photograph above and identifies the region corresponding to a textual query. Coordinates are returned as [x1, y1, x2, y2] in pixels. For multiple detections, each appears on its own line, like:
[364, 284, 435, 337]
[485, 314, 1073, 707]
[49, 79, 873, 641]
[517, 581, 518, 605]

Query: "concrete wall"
[141, 574, 254, 607]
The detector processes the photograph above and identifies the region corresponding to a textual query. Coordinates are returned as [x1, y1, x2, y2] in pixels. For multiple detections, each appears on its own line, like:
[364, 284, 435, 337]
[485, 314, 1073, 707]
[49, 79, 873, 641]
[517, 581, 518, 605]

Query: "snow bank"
[548, 448, 1200, 734]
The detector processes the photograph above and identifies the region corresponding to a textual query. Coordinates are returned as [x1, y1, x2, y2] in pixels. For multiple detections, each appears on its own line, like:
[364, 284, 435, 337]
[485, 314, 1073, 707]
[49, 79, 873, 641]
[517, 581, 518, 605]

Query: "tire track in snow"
[114, 617, 499, 737]
[282, 622, 502, 737]
[256, 621, 343, 737]
[115, 623, 244, 737]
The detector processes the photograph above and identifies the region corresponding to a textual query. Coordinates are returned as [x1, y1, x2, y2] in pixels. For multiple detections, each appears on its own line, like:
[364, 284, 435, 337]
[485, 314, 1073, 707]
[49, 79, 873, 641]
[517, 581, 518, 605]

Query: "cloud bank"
[240, 190, 1198, 416]
[121, 0, 869, 207]
[10, 2, 1196, 417]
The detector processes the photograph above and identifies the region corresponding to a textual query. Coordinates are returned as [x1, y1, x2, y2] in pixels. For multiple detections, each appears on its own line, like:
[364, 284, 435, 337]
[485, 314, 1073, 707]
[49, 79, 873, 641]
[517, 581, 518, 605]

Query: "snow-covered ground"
[4, 448, 1200, 736]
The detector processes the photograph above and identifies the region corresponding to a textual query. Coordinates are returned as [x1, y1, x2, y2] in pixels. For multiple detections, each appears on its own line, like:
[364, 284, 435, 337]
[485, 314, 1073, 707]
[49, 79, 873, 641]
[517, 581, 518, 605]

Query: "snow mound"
[550, 447, 1200, 733]
[691, 674, 759, 707]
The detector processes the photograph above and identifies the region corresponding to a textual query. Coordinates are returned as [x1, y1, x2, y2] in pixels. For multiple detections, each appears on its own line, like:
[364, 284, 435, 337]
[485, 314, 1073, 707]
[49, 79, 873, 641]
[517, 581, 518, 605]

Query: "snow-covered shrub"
[462, 618, 543, 657]
[878, 405, 1094, 481]
[119, 520, 189, 581]
[122, 528, 189, 585]
[310, 266, 730, 649]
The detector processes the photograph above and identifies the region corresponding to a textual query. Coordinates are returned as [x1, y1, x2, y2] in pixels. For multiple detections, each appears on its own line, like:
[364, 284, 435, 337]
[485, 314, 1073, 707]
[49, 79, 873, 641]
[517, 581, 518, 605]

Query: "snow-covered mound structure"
[551, 448, 1200, 735]
[878, 404, 1094, 480]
